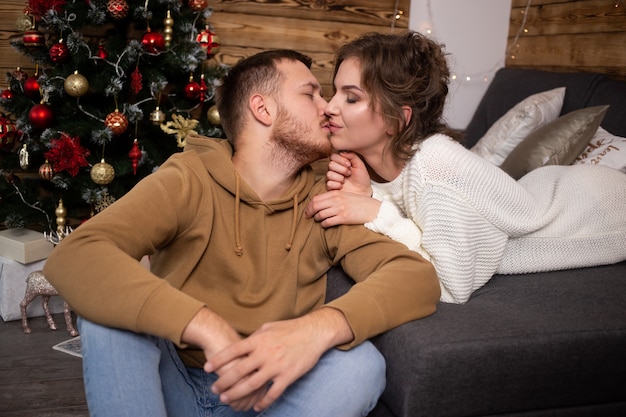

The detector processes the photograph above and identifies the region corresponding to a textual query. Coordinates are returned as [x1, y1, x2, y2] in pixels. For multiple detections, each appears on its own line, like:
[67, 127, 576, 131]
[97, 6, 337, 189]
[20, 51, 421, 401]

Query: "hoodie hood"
[184, 133, 318, 254]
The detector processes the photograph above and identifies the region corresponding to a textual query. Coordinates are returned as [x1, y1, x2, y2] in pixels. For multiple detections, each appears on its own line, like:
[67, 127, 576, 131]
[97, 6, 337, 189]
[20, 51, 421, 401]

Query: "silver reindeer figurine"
[20, 227, 78, 336]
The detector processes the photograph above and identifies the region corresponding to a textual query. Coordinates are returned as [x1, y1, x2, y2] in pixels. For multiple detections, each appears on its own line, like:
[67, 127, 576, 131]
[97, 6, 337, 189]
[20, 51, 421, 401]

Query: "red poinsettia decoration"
[44, 133, 90, 177]
[28, 0, 67, 18]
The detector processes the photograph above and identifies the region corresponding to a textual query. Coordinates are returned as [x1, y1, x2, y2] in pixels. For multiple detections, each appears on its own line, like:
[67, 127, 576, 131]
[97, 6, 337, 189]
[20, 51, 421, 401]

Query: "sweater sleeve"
[365, 200, 430, 261]
[323, 225, 440, 349]
[43, 154, 208, 346]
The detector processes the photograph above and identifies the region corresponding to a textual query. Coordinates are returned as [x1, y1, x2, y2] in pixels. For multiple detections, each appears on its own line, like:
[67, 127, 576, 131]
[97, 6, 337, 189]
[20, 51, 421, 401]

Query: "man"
[44, 50, 439, 416]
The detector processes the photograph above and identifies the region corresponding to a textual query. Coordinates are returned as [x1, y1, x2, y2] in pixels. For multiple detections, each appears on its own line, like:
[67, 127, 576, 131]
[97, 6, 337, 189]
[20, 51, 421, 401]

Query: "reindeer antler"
[44, 226, 73, 246]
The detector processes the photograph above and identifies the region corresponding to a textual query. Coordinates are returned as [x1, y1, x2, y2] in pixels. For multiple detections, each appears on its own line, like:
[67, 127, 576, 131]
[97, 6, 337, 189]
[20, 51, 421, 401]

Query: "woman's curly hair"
[333, 31, 460, 165]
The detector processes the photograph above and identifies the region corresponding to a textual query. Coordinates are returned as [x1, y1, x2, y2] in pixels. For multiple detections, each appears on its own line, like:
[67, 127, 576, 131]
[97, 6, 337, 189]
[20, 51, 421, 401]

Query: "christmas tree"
[0, 0, 227, 232]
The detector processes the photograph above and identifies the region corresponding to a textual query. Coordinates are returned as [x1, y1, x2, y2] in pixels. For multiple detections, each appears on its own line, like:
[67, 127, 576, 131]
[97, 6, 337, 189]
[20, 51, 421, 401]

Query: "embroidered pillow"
[574, 127, 626, 173]
[500, 105, 609, 180]
[471, 87, 566, 165]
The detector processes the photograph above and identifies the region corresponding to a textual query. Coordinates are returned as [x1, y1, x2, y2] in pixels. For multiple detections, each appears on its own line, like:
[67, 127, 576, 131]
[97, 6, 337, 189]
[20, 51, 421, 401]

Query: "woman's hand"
[326, 152, 372, 196]
[306, 151, 380, 227]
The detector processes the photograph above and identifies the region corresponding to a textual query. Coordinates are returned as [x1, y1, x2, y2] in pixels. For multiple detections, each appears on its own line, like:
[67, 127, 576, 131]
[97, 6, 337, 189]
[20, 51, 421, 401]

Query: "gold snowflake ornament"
[160, 114, 199, 148]
[94, 191, 116, 214]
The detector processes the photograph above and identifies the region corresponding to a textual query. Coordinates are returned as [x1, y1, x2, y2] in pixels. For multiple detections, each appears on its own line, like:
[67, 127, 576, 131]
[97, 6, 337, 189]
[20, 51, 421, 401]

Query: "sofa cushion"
[326, 262, 626, 417]
[470, 87, 565, 165]
[464, 68, 607, 149]
[574, 127, 626, 173]
[499, 105, 608, 179]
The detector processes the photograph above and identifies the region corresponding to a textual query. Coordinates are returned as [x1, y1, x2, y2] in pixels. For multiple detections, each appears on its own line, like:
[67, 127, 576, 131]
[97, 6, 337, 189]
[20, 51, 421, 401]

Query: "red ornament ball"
[22, 29, 45, 47]
[105, 110, 129, 135]
[39, 161, 54, 180]
[184, 79, 201, 100]
[107, 0, 129, 20]
[189, 0, 209, 11]
[49, 41, 70, 64]
[23, 76, 41, 99]
[29, 103, 54, 129]
[1, 89, 13, 100]
[0, 116, 17, 150]
[141, 30, 165, 54]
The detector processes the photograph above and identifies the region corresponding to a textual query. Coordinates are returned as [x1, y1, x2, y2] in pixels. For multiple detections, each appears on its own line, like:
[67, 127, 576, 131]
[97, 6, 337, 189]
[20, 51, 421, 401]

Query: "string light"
[419, 0, 502, 84]
[391, 0, 403, 30]
[507, 0, 532, 60]
[450, 60, 503, 85]
[418, 0, 619, 86]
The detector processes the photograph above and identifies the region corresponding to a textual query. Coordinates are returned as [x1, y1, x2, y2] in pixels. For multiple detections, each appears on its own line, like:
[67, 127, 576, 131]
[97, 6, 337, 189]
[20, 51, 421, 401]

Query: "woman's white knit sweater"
[366, 134, 626, 303]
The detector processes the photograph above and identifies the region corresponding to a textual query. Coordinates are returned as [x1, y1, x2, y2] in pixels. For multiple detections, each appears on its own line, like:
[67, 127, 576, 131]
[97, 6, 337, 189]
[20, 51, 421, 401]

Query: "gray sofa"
[326, 68, 626, 417]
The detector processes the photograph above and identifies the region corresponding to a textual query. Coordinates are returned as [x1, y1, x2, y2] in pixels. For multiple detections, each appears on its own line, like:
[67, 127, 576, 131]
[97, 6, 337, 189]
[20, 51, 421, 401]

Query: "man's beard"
[269, 105, 331, 168]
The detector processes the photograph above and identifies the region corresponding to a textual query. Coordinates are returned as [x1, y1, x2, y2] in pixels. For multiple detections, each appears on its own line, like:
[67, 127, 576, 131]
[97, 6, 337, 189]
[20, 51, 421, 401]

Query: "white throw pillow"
[471, 87, 566, 165]
[573, 127, 626, 173]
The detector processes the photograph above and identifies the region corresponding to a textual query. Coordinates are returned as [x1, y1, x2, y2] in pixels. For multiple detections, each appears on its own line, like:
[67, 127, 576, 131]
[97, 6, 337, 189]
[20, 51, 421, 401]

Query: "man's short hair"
[216, 50, 313, 142]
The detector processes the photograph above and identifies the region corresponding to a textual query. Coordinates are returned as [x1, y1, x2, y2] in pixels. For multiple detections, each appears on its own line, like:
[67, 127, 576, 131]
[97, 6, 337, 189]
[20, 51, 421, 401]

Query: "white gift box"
[0, 255, 64, 321]
[0, 228, 54, 264]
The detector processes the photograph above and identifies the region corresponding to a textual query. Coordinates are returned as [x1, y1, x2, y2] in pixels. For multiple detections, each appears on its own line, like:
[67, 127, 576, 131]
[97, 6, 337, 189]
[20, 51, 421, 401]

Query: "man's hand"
[181, 307, 267, 411]
[205, 307, 353, 412]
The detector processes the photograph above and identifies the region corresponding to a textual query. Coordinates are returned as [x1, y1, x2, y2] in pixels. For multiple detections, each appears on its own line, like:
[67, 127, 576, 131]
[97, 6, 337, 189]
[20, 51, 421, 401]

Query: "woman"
[305, 31, 626, 303]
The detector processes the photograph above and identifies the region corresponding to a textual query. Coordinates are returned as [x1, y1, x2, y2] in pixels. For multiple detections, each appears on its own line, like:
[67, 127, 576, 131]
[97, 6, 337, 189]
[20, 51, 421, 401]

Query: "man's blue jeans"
[78, 318, 385, 417]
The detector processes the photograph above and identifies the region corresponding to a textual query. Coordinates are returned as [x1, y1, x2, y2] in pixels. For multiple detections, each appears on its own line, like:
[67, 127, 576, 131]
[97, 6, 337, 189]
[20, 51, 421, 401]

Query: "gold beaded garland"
[163, 10, 174, 47]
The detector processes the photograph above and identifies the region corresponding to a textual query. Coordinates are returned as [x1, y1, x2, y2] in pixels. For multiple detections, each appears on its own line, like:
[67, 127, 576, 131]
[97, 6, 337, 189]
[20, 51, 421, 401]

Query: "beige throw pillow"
[471, 87, 566, 165]
[500, 105, 609, 180]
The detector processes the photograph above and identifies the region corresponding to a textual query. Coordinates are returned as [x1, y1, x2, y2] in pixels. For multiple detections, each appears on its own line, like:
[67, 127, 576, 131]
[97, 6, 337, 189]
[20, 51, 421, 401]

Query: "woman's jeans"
[78, 318, 385, 417]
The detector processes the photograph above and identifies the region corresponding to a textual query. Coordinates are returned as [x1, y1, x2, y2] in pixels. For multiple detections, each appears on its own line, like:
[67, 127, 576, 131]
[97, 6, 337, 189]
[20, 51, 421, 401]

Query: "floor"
[0, 313, 88, 416]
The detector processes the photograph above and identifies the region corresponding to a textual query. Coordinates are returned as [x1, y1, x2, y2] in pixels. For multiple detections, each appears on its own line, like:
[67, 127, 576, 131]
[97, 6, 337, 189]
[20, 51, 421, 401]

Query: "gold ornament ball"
[64, 71, 89, 97]
[16, 14, 34, 32]
[150, 107, 166, 125]
[90, 158, 115, 185]
[207, 105, 221, 125]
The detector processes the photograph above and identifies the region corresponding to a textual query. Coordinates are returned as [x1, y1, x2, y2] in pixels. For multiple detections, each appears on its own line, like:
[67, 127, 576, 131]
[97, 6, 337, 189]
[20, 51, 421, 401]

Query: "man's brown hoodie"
[44, 134, 439, 368]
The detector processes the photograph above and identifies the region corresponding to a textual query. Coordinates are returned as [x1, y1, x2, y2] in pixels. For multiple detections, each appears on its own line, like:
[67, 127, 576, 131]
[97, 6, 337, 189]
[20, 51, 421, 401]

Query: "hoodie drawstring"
[233, 171, 298, 254]
[285, 194, 297, 251]
[234, 171, 243, 256]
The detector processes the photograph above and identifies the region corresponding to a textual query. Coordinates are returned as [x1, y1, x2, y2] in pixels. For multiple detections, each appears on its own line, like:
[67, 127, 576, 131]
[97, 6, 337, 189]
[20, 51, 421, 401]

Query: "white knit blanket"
[367, 134, 626, 303]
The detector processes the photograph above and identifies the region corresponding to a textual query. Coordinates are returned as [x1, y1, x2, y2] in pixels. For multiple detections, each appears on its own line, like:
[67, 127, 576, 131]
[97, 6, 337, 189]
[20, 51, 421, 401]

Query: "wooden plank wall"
[208, 0, 409, 96]
[506, 0, 626, 79]
[0, 0, 410, 98]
